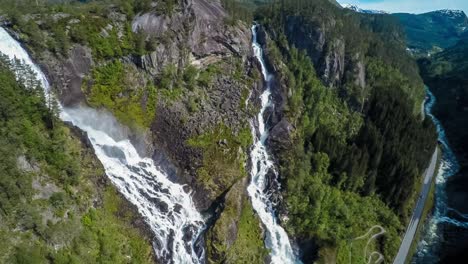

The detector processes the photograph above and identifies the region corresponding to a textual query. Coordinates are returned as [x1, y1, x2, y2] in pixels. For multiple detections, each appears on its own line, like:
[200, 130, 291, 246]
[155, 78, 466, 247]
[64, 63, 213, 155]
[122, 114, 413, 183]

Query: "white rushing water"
[0, 27, 205, 264]
[248, 24, 302, 264]
[413, 87, 463, 263]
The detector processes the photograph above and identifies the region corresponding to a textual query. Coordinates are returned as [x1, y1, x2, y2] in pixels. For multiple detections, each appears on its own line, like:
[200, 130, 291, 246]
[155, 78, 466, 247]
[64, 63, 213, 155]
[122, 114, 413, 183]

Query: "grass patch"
[225, 202, 268, 263]
[206, 182, 268, 264]
[85, 60, 156, 130]
[187, 124, 252, 200]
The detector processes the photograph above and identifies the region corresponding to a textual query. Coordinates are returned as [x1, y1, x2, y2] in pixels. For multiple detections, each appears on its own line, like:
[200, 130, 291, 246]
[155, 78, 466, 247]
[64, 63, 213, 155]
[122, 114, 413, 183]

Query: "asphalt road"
[393, 148, 439, 264]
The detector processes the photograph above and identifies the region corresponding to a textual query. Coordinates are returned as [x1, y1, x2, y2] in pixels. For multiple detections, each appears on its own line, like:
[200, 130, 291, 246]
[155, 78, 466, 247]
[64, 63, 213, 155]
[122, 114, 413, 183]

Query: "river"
[413, 87, 464, 263]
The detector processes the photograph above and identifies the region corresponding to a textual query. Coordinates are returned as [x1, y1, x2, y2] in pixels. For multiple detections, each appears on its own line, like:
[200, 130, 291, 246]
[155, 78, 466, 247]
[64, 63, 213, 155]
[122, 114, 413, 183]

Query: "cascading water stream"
[414, 87, 464, 263]
[0, 27, 205, 264]
[247, 24, 302, 264]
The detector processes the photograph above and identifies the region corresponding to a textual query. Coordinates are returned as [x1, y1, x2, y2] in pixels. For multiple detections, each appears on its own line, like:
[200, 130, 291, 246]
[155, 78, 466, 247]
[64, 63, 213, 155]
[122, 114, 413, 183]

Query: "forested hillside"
[255, 0, 437, 262]
[418, 40, 468, 164]
[0, 0, 268, 263]
[0, 0, 440, 263]
[394, 10, 468, 55]
[419, 39, 468, 80]
[0, 54, 154, 263]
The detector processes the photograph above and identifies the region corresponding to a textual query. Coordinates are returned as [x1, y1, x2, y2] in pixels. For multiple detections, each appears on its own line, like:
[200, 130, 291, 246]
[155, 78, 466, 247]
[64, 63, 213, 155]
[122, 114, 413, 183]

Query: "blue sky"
[342, 0, 468, 14]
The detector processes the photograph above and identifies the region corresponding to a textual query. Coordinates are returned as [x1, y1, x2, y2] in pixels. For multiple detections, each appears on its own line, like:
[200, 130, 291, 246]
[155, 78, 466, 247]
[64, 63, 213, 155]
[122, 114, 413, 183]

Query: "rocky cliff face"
[126, 0, 257, 211]
[131, 0, 250, 75]
[14, 0, 256, 206]
[130, 2, 269, 261]
[40, 45, 93, 107]
[281, 15, 367, 102]
[6, 0, 268, 262]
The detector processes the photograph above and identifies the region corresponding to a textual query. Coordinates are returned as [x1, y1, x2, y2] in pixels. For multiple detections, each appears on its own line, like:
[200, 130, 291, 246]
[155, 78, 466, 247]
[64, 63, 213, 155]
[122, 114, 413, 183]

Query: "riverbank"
[406, 146, 442, 263]
[412, 87, 462, 263]
[393, 147, 439, 264]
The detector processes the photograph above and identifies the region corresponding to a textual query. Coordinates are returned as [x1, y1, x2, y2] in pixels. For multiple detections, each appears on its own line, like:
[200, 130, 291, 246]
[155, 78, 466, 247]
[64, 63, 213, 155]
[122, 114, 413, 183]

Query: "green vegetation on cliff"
[1, 0, 157, 59]
[255, 0, 438, 262]
[205, 181, 268, 264]
[258, 0, 425, 113]
[0, 55, 153, 263]
[85, 60, 157, 129]
[188, 124, 252, 203]
[270, 43, 404, 263]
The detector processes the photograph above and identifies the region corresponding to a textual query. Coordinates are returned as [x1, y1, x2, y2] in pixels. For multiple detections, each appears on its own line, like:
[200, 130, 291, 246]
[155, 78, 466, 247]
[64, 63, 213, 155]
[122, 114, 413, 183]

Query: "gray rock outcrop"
[40, 45, 93, 106]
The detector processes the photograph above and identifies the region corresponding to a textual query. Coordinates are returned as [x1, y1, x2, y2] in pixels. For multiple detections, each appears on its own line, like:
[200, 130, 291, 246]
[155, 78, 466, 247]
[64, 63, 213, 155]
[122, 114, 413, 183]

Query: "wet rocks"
[102, 145, 127, 161]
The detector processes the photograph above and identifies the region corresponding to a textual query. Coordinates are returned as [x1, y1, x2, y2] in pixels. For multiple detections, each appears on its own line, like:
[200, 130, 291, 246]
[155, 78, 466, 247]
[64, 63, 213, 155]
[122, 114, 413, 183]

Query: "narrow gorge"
[248, 24, 300, 264]
[414, 88, 461, 262]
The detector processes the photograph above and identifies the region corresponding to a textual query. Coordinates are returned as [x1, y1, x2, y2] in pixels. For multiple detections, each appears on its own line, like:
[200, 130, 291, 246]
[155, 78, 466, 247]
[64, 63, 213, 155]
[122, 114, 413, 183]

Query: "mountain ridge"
[394, 9, 468, 55]
[340, 3, 388, 14]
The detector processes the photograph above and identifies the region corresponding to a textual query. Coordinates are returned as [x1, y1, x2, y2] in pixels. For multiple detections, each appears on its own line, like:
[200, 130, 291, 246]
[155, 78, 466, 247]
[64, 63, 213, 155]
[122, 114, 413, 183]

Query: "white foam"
[0, 27, 205, 264]
[247, 24, 302, 264]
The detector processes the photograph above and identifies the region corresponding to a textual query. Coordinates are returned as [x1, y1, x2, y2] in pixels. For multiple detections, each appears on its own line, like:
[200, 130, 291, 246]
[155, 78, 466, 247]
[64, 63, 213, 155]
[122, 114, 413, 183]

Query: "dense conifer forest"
[255, 0, 437, 261]
[0, 0, 441, 263]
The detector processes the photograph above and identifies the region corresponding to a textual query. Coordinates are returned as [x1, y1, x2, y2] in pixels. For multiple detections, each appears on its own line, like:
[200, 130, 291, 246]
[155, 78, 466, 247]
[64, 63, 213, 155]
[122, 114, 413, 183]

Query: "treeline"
[1, 0, 166, 59]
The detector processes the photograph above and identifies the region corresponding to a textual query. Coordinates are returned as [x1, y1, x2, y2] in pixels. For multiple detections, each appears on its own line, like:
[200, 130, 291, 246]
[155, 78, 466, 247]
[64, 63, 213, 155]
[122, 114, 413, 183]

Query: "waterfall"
[247, 24, 302, 264]
[0, 27, 205, 264]
[414, 87, 462, 263]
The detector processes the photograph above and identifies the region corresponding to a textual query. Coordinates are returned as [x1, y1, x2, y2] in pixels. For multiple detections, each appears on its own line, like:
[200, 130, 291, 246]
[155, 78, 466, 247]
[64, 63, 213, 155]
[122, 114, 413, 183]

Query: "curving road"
[393, 148, 439, 264]
[350, 225, 386, 263]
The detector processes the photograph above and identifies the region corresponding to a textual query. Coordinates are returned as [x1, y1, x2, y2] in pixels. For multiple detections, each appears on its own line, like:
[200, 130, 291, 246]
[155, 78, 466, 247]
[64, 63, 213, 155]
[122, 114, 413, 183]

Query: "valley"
[0, 0, 466, 263]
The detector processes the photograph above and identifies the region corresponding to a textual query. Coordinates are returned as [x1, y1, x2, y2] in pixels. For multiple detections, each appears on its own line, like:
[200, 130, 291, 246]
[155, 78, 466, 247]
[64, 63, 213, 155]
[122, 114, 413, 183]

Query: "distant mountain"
[419, 39, 468, 79]
[394, 9, 468, 55]
[340, 3, 388, 14]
